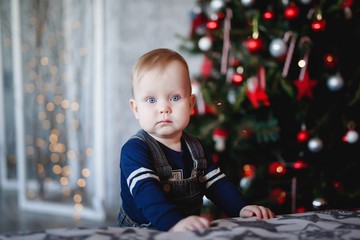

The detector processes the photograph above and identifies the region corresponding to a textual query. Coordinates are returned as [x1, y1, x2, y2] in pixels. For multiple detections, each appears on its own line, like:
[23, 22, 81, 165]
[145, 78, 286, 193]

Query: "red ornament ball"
[297, 130, 309, 142]
[341, 0, 353, 9]
[270, 188, 287, 204]
[293, 160, 308, 170]
[231, 73, 244, 85]
[333, 181, 344, 191]
[206, 20, 220, 30]
[296, 207, 307, 213]
[246, 37, 263, 53]
[190, 9, 207, 37]
[263, 10, 274, 20]
[216, 12, 225, 20]
[284, 3, 300, 20]
[229, 57, 241, 67]
[323, 54, 338, 68]
[242, 164, 256, 178]
[268, 161, 286, 176]
[311, 19, 326, 32]
[201, 55, 213, 77]
[211, 153, 220, 164]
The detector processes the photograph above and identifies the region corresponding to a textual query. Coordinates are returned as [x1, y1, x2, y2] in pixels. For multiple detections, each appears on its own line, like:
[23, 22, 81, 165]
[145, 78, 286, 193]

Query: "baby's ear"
[129, 99, 139, 119]
[189, 94, 196, 110]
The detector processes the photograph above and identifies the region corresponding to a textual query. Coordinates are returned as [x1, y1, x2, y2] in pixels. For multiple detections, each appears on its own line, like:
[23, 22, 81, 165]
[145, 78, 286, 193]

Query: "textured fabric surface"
[1, 209, 360, 240]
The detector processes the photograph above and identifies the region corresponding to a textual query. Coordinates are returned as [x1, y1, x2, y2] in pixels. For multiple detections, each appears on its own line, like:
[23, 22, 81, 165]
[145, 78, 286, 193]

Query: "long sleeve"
[201, 153, 248, 217]
[205, 173, 247, 217]
[120, 138, 184, 231]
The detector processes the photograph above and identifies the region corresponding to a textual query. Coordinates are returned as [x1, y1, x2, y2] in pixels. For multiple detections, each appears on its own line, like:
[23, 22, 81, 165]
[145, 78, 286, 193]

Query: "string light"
[77, 178, 86, 188]
[62, 166, 71, 176]
[1, 12, 97, 221]
[82, 168, 91, 177]
[60, 177, 69, 186]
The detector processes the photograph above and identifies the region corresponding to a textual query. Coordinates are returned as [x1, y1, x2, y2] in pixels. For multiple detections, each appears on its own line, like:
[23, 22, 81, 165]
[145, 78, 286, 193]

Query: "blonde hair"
[131, 48, 191, 96]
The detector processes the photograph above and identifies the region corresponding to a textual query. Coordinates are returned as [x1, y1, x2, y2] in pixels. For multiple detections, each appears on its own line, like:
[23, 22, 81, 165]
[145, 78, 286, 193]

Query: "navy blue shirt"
[119, 133, 247, 231]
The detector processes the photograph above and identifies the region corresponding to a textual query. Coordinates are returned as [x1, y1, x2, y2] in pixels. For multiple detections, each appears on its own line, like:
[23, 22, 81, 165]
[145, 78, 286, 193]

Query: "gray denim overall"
[118, 129, 207, 228]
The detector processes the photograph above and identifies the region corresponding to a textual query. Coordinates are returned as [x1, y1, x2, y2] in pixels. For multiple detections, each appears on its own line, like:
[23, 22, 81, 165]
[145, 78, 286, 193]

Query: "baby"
[118, 48, 275, 231]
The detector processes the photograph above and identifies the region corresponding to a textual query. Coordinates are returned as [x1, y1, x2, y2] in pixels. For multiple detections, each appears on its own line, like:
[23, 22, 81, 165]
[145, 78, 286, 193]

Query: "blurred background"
[0, 0, 200, 233]
[183, 0, 360, 219]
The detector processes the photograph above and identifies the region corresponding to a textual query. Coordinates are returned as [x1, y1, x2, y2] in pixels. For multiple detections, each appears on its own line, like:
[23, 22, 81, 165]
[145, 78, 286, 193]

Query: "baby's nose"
[160, 105, 171, 114]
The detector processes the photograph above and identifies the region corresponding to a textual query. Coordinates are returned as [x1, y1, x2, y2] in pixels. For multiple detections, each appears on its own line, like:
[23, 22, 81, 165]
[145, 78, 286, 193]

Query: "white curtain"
[0, 0, 200, 221]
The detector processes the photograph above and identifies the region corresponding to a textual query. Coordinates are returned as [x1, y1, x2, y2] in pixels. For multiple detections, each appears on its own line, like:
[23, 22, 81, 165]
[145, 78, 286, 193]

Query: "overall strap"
[135, 130, 207, 178]
[182, 132, 207, 171]
[135, 129, 172, 179]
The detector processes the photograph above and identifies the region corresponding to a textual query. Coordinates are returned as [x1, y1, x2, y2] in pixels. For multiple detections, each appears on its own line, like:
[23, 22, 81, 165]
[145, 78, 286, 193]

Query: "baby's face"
[130, 61, 195, 140]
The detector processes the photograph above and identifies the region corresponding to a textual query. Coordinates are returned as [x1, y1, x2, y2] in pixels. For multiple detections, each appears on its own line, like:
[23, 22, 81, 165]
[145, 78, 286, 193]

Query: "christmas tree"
[180, 0, 360, 216]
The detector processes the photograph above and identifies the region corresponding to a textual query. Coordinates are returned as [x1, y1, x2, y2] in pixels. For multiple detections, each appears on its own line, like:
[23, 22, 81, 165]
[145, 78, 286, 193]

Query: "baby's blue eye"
[171, 95, 181, 102]
[146, 97, 157, 103]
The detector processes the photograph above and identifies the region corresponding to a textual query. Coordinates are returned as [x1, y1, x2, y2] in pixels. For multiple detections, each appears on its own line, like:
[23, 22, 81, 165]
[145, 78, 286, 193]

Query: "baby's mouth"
[157, 119, 172, 124]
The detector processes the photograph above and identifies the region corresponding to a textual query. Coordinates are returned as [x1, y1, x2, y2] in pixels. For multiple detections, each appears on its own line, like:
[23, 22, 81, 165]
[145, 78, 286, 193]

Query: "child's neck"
[151, 133, 182, 152]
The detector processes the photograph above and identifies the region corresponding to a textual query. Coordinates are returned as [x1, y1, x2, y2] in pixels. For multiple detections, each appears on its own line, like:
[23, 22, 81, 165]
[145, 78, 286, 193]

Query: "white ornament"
[299, 0, 312, 4]
[213, 137, 226, 152]
[192, 81, 206, 114]
[239, 177, 252, 191]
[269, 38, 287, 58]
[312, 197, 327, 209]
[198, 36, 212, 51]
[241, 0, 255, 7]
[282, 0, 290, 6]
[345, 130, 359, 143]
[227, 89, 236, 104]
[246, 76, 257, 92]
[327, 73, 344, 91]
[213, 129, 228, 152]
[210, 0, 225, 11]
[308, 137, 323, 152]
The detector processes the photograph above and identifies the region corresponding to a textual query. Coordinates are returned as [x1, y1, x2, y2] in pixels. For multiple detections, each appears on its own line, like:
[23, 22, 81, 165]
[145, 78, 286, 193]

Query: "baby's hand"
[169, 215, 210, 232]
[239, 205, 276, 220]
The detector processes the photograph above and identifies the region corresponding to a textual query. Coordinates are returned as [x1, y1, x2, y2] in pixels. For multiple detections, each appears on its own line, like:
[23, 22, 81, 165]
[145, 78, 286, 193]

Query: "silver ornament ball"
[308, 137, 323, 152]
[312, 197, 327, 210]
[269, 38, 287, 58]
[239, 177, 252, 191]
[241, 0, 255, 7]
[198, 36, 212, 51]
[300, 0, 312, 4]
[210, 0, 225, 11]
[346, 130, 359, 144]
[227, 89, 236, 105]
[327, 74, 344, 91]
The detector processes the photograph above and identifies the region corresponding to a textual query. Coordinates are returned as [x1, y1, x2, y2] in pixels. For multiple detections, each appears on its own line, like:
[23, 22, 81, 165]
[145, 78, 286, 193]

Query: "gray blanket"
[1, 209, 360, 239]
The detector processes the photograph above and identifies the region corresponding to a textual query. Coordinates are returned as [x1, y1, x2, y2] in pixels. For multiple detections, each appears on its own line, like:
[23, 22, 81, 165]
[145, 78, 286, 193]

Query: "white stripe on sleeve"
[203, 167, 221, 181]
[203, 168, 226, 189]
[127, 167, 159, 195]
[205, 173, 225, 189]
